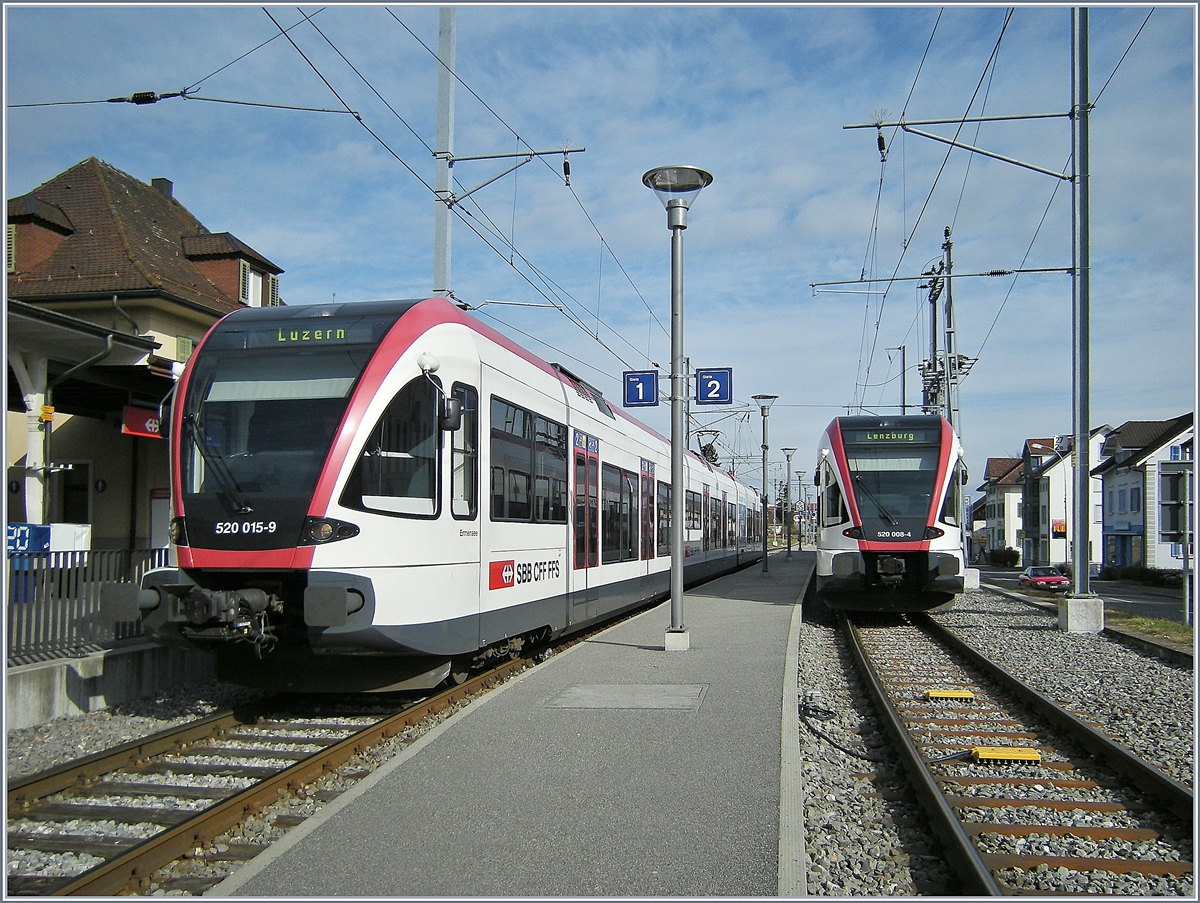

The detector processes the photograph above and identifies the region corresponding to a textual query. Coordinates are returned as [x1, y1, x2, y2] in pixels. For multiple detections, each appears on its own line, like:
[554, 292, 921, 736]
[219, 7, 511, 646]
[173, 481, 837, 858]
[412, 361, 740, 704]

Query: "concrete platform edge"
[6, 644, 215, 731]
[777, 600, 807, 897]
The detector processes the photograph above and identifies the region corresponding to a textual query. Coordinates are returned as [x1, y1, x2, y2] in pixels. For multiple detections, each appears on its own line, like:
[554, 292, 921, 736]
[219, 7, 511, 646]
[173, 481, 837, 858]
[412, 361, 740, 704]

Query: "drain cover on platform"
[545, 684, 707, 710]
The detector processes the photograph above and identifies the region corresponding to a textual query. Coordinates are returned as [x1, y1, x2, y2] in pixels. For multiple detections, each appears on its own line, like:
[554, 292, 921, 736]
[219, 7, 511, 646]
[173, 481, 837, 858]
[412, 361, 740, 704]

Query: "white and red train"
[106, 297, 763, 691]
[812, 414, 967, 612]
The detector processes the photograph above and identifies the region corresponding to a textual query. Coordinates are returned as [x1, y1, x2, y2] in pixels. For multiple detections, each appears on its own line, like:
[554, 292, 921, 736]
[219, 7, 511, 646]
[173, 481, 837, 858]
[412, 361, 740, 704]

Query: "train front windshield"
[840, 423, 942, 535]
[178, 303, 410, 548]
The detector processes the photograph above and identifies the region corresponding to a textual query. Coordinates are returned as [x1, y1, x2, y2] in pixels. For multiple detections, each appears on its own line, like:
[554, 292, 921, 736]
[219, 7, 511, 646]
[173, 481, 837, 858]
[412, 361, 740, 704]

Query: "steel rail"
[917, 613, 1194, 823]
[838, 613, 1004, 896]
[7, 705, 271, 806]
[39, 658, 528, 896]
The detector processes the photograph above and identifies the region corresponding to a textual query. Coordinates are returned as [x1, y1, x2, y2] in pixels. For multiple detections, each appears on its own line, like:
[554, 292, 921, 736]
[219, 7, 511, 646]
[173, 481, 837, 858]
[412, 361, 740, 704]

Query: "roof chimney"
[151, 178, 173, 198]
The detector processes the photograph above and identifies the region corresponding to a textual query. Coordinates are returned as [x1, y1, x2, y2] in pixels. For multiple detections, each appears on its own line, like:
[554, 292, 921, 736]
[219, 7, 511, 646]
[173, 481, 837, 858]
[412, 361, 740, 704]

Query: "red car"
[1018, 566, 1071, 592]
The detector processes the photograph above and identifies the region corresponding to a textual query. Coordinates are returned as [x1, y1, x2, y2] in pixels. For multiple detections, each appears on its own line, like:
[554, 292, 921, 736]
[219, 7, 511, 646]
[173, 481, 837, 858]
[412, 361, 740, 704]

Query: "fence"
[6, 549, 170, 663]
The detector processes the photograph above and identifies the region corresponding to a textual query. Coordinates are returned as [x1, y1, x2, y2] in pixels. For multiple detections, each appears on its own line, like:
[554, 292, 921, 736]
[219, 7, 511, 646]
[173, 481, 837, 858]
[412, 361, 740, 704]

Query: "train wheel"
[448, 658, 472, 685]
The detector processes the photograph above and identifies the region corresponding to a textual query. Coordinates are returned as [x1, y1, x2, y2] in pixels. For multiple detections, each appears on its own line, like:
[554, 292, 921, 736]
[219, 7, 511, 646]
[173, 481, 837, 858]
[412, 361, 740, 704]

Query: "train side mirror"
[961, 467, 969, 485]
[440, 397, 463, 432]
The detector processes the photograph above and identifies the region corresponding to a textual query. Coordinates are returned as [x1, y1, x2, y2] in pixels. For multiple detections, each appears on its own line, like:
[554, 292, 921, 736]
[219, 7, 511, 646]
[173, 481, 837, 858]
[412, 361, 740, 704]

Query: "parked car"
[1018, 566, 1071, 592]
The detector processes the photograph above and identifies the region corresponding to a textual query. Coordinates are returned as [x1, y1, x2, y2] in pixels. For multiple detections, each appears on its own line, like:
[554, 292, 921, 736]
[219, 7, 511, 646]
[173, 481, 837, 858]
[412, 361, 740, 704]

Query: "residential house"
[977, 456, 1023, 564]
[1020, 426, 1110, 570]
[7, 157, 283, 549]
[1092, 414, 1194, 570]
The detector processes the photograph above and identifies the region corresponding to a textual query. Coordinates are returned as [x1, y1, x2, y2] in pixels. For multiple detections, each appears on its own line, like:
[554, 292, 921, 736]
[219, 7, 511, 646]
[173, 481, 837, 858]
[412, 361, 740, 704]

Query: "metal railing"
[6, 549, 170, 664]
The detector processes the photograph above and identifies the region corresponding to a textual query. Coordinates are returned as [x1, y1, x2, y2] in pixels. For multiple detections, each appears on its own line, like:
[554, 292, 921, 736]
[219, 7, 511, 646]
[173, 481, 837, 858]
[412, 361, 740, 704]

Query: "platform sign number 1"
[694, 367, 733, 405]
[622, 370, 659, 408]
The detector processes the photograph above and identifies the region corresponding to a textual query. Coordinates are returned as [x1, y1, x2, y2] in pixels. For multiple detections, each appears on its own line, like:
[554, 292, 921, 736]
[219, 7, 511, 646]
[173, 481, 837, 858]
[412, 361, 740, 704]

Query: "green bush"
[1098, 564, 1184, 587]
[987, 547, 1020, 567]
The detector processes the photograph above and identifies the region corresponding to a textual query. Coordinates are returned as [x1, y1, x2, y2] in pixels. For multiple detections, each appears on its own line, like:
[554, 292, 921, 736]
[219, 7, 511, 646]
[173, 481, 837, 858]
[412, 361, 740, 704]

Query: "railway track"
[842, 611, 1194, 896]
[6, 658, 529, 896]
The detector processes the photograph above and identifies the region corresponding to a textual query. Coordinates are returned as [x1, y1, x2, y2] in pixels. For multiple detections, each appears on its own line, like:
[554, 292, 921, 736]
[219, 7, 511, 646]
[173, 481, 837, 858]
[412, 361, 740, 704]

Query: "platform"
[215, 551, 814, 897]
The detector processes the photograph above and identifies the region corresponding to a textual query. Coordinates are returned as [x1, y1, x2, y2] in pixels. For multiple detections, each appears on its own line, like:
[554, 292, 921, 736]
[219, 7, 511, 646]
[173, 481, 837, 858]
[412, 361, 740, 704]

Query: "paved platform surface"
[216, 551, 814, 897]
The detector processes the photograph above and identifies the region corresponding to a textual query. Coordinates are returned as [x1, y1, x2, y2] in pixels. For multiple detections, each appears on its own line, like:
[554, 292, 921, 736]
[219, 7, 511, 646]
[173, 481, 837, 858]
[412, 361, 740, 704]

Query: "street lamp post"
[644, 165, 713, 652]
[795, 470, 807, 549]
[752, 394, 778, 574]
[782, 448, 797, 558]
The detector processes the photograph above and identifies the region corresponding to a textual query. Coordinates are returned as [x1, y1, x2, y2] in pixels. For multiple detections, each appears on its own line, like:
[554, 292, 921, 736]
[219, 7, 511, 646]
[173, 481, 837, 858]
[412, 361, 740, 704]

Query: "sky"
[4, 3, 1196, 508]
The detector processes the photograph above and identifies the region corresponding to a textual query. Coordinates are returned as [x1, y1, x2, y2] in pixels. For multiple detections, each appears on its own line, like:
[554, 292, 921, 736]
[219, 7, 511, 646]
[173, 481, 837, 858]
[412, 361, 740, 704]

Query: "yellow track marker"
[972, 746, 1041, 764]
[925, 689, 975, 700]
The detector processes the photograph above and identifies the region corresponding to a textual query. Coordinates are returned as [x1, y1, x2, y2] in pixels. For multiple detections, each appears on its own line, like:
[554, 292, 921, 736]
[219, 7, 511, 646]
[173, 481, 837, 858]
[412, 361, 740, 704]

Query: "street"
[976, 565, 1193, 625]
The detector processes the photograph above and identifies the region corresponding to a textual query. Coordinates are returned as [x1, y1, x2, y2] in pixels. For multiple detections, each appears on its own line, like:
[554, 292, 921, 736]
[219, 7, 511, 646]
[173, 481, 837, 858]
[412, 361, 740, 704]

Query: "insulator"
[563, 156, 571, 186]
[131, 91, 158, 105]
[876, 130, 887, 162]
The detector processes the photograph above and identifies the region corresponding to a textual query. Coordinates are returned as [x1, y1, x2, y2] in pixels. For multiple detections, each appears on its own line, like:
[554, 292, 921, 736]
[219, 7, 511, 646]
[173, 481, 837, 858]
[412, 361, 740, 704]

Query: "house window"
[1117, 489, 1127, 513]
[176, 336, 195, 362]
[239, 259, 277, 307]
[6, 225, 15, 274]
[1130, 487, 1141, 513]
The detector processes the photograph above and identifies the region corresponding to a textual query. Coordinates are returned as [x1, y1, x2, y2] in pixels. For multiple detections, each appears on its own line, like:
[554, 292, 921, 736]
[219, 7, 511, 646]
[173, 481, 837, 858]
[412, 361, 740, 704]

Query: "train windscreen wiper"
[853, 474, 898, 526]
[186, 414, 253, 514]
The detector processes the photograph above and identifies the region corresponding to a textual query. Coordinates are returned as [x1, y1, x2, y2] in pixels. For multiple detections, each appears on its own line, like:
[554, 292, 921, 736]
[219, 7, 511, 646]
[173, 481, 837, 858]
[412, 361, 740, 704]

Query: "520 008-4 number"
[214, 521, 278, 535]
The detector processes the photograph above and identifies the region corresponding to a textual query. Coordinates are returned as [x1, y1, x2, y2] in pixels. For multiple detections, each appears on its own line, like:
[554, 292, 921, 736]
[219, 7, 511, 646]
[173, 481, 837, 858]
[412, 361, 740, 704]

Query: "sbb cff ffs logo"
[490, 560, 516, 589]
[489, 558, 561, 590]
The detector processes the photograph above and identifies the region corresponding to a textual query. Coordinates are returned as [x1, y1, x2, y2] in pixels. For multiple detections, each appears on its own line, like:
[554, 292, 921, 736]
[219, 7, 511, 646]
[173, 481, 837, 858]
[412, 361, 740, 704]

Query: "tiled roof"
[7, 194, 73, 232]
[984, 457, 1022, 481]
[1093, 413, 1193, 474]
[181, 232, 280, 272]
[7, 157, 277, 314]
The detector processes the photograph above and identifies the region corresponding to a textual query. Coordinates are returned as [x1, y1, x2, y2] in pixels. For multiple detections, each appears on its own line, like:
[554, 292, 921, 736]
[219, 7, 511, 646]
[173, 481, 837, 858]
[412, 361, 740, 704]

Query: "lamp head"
[642, 165, 713, 211]
[751, 394, 778, 416]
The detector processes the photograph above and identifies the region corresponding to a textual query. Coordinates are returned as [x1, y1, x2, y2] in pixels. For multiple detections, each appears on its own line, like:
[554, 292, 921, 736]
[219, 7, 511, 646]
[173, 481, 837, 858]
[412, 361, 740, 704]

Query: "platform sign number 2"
[694, 368, 733, 405]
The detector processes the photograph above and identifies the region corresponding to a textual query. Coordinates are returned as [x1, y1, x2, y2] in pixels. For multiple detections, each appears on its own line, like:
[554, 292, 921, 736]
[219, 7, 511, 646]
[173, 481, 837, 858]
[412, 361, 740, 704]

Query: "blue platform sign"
[7, 523, 50, 555]
[622, 370, 659, 408]
[695, 367, 733, 405]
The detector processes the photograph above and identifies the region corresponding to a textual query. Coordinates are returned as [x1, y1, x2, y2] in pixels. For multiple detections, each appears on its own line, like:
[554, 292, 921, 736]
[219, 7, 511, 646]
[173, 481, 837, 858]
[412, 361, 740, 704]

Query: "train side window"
[490, 397, 531, 521]
[534, 417, 569, 524]
[940, 460, 963, 526]
[450, 384, 478, 519]
[657, 480, 671, 556]
[342, 376, 440, 518]
[601, 463, 638, 564]
[820, 466, 848, 527]
[686, 490, 701, 531]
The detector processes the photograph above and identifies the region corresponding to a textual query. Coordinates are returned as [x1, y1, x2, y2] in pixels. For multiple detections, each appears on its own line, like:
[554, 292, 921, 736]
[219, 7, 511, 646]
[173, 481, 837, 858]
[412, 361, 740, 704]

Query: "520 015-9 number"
[214, 521, 278, 535]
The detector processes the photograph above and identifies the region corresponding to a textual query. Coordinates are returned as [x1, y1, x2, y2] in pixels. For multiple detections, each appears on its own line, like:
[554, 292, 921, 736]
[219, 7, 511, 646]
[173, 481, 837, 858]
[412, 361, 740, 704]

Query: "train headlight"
[169, 517, 189, 546]
[842, 527, 863, 539]
[924, 526, 945, 539]
[300, 517, 361, 545]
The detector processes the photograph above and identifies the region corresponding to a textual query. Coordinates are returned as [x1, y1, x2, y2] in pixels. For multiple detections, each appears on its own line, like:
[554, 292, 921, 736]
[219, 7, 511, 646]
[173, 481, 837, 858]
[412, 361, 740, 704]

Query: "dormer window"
[239, 259, 281, 308]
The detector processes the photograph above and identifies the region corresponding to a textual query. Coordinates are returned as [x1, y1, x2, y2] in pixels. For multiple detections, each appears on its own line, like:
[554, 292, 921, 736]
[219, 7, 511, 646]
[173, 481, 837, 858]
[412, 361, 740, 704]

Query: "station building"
[7, 157, 283, 550]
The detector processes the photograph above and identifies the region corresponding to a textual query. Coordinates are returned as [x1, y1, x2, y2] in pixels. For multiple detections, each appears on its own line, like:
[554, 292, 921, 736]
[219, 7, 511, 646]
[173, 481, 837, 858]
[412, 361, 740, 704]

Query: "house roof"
[977, 456, 1023, 491]
[6, 194, 74, 233]
[6, 157, 280, 314]
[1092, 413, 1193, 476]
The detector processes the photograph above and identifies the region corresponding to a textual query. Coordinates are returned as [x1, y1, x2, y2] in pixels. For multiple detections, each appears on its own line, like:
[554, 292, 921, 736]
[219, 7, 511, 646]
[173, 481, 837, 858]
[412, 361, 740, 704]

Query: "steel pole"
[1071, 7, 1093, 601]
[668, 200, 687, 639]
[761, 411, 770, 574]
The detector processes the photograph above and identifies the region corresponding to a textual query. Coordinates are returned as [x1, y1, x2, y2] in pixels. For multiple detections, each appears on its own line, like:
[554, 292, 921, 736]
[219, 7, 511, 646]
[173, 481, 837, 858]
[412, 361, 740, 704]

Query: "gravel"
[6, 587, 1194, 895]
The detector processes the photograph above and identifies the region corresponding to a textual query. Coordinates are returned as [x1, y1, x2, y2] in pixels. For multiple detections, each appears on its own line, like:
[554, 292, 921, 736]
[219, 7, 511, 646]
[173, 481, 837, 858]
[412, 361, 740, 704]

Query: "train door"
[571, 430, 599, 623]
[640, 460, 655, 569]
[702, 486, 710, 554]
